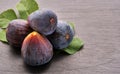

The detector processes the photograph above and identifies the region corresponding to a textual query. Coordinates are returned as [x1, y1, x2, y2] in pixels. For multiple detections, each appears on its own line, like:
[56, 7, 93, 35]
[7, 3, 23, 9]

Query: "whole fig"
[21, 31, 53, 66]
[28, 9, 57, 35]
[47, 21, 75, 49]
[6, 19, 33, 48]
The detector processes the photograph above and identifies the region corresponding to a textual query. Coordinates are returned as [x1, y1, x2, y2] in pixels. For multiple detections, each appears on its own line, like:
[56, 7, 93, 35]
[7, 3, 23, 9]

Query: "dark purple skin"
[28, 9, 57, 36]
[47, 21, 75, 49]
[6, 19, 33, 48]
[21, 32, 53, 66]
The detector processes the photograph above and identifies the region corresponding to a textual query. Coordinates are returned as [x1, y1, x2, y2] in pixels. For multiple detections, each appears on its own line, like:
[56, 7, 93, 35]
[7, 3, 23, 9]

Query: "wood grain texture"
[0, 0, 120, 74]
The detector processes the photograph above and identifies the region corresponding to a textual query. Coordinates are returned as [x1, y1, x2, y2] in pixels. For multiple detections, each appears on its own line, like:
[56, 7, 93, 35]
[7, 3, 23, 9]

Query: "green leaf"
[0, 9, 17, 20]
[0, 29, 7, 42]
[0, 19, 10, 28]
[63, 37, 84, 54]
[0, 9, 17, 29]
[16, 0, 39, 19]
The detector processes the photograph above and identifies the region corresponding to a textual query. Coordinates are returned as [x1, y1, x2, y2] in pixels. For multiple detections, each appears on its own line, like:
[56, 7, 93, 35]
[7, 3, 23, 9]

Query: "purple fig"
[21, 31, 53, 66]
[6, 19, 33, 48]
[28, 9, 57, 35]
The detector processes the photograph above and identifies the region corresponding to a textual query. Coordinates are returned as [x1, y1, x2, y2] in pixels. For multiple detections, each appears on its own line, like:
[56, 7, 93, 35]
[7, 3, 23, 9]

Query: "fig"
[47, 21, 74, 49]
[6, 19, 33, 48]
[21, 31, 53, 66]
[28, 9, 57, 35]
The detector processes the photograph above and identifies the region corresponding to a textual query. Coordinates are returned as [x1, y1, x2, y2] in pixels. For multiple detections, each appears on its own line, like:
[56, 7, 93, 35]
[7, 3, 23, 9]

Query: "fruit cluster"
[6, 9, 75, 66]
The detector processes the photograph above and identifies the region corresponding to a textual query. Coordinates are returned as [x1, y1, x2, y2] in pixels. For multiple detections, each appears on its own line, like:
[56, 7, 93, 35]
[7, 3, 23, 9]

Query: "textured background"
[0, 0, 120, 74]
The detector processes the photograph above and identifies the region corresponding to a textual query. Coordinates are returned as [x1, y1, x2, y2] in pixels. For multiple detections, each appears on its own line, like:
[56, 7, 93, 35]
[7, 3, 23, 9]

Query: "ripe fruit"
[28, 9, 57, 35]
[6, 19, 32, 48]
[47, 21, 75, 49]
[21, 31, 53, 66]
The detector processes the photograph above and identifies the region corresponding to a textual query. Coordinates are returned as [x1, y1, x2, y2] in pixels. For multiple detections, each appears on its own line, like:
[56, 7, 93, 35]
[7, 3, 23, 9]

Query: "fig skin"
[21, 31, 53, 66]
[6, 19, 33, 48]
[28, 9, 57, 36]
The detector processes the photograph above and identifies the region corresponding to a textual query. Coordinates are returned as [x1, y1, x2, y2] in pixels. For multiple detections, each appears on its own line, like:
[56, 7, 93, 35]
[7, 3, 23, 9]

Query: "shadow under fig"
[9, 46, 21, 58]
[52, 45, 84, 62]
[53, 50, 70, 61]
[23, 61, 52, 73]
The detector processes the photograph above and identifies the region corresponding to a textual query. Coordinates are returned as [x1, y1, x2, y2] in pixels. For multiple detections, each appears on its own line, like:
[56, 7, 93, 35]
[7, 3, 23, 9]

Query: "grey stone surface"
[0, 0, 120, 74]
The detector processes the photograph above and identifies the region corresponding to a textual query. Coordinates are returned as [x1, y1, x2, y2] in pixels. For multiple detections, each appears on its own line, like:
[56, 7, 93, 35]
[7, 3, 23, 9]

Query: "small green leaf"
[0, 9, 17, 20]
[0, 29, 7, 42]
[0, 9, 17, 29]
[0, 19, 10, 28]
[16, 0, 39, 19]
[63, 37, 84, 54]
